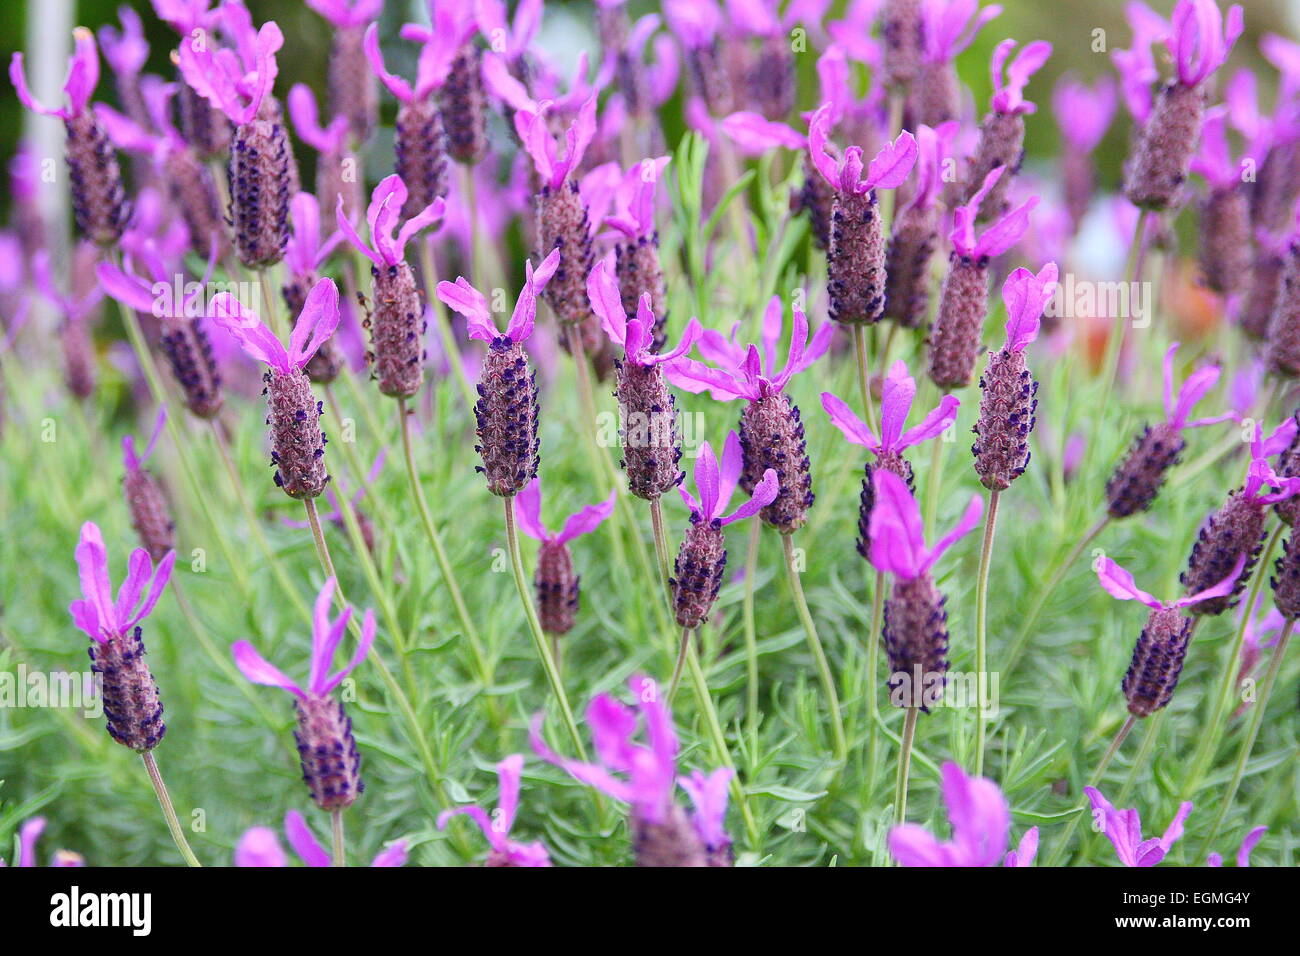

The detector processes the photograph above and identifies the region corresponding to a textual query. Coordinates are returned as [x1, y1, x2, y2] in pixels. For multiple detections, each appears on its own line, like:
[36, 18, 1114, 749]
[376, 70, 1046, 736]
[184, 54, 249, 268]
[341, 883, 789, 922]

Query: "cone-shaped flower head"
[122, 408, 175, 564]
[436, 755, 552, 867]
[1084, 788, 1193, 867]
[516, 476, 615, 636]
[232, 577, 374, 810]
[889, 761, 1039, 867]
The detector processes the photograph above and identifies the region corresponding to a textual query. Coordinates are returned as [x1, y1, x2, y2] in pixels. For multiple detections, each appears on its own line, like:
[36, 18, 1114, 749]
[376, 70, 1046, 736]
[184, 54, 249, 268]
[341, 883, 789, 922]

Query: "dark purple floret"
[89, 627, 166, 752]
[1124, 81, 1205, 211]
[1180, 490, 1268, 616]
[64, 110, 129, 246]
[124, 467, 175, 564]
[294, 694, 363, 811]
[671, 516, 727, 630]
[395, 97, 450, 217]
[827, 188, 887, 325]
[739, 393, 814, 534]
[857, 453, 914, 560]
[265, 369, 330, 499]
[972, 346, 1038, 491]
[632, 804, 708, 867]
[536, 539, 579, 636]
[227, 115, 292, 268]
[1106, 421, 1185, 518]
[883, 572, 949, 713]
[368, 261, 426, 398]
[927, 254, 990, 391]
[176, 80, 232, 159]
[615, 360, 683, 499]
[441, 45, 488, 166]
[475, 337, 540, 497]
[1122, 606, 1192, 717]
[159, 318, 224, 419]
[794, 152, 836, 251]
[1271, 531, 1300, 619]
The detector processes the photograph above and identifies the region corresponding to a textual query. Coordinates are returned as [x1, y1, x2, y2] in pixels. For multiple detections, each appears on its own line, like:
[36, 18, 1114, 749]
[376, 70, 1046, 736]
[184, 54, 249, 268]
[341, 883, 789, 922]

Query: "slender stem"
[649, 496, 673, 605]
[142, 752, 201, 867]
[866, 569, 886, 790]
[1045, 714, 1137, 866]
[1097, 209, 1148, 405]
[417, 237, 478, 413]
[1003, 515, 1110, 679]
[396, 399, 489, 674]
[1177, 523, 1283, 805]
[851, 324, 879, 436]
[684, 636, 761, 849]
[462, 164, 485, 287]
[974, 489, 1000, 777]
[668, 627, 690, 704]
[258, 267, 285, 337]
[1196, 619, 1295, 859]
[923, 435, 946, 548]
[742, 519, 762, 740]
[331, 809, 346, 867]
[894, 707, 919, 825]
[781, 532, 847, 761]
[504, 496, 588, 757]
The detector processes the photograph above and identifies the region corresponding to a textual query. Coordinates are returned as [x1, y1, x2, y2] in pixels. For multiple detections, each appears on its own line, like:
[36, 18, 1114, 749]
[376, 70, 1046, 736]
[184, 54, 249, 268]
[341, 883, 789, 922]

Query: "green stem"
[866, 568, 886, 793]
[974, 489, 1000, 777]
[331, 808, 345, 867]
[668, 627, 690, 704]
[1045, 714, 1137, 866]
[1096, 209, 1148, 411]
[1195, 618, 1295, 860]
[504, 496, 587, 757]
[684, 635, 761, 850]
[742, 519, 762, 740]
[142, 751, 201, 867]
[923, 432, 946, 537]
[649, 495, 673, 607]
[851, 323, 879, 436]
[418, 237, 478, 414]
[781, 532, 847, 762]
[894, 706, 919, 825]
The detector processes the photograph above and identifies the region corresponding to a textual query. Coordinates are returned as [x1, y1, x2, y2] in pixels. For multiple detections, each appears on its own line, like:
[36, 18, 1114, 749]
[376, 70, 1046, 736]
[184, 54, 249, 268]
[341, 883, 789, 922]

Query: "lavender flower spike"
[889, 761, 1039, 867]
[531, 675, 735, 866]
[289, 84, 362, 225]
[870, 470, 983, 710]
[884, 121, 958, 328]
[210, 278, 341, 499]
[809, 106, 918, 325]
[437, 755, 552, 866]
[1106, 343, 1232, 518]
[122, 408, 175, 564]
[589, 259, 702, 499]
[822, 359, 960, 557]
[1084, 787, 1193, 867]
[10, 29, 128, 245]
[69, 521, 176, 752]
[337, 174, 446, 398]
[910, 0, 1003, 127]
[927, 167, 1038, 390]
[284, 192, 346, 384]
[1098, 554, 1246, 716]
[973, 263, 1056, 491]
[671, 433, 779, 630]
[305, 0, 382, 143]
[438, 250, 561, 496]
[516, 477, 616, 636]
[400, 2, 487, 165]
[1191, 110, 1252, 294]
[232, 577, 375, 810]
[1053, 74, 1117, 228]
[605, 157, 673, 351]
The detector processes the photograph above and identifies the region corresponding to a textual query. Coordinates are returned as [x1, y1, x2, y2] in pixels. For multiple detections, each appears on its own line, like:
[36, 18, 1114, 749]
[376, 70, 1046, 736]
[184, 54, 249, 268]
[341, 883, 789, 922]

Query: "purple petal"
[820, 391, 880, 451]
[923, 493, 984, 573]
[514, 477, 548, 541]
[234, 827, 287, 867]
[283, 810, 331, 867]
[1096, 557, 1163, 609]
[231, 640, 305, 698]
[555, 491, 617, 544]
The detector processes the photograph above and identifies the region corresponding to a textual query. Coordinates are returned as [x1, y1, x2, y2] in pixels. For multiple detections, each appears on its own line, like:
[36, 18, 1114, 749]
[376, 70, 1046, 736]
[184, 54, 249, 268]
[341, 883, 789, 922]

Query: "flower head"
[1084, 787, 1193, 866]
[1000, 263, 1058, 352]
[437, 249, 561, 345]
[285, 192, 344, 279]
[921, 0, 1002, 65]
[437, 755, 552, 866]
[306, 0, 382, 28]
[666, 297, 834, 401]
[10, 27, 100, 120]
[1167, 0, 1244, 88]
[988, 38, 1052, 115]
[515, 96, 598, 190]
[889, 762, 1038, 867]
[679, 432, 779, 526]
[176, 11, 283, 125]
[363, 18, 458, 104]
[1096, 554, 1246, 610]
[231, 577, 374, 701]
[1207, 826, 1266, 867]
[98, 8, 149, 80]
[287, 84, 349, 157]
[809, 105, 917, 194]
[950, 167, 1038, 259]
[1242, 421, 1300, 505]
[822, 361, 959, 458]
[477, 0, 543, 64]
[602, 157, 671, 240]
[68, 522, 175, 644]
[515, 477, 616, 546]
[869, 469, 983, 580]
[1052, 74, 1117, 152]
[588, 259, 701, 366]
[337, 174, 446, 270]
[209, 277, 340, 375]
[234, 810, 407, 867]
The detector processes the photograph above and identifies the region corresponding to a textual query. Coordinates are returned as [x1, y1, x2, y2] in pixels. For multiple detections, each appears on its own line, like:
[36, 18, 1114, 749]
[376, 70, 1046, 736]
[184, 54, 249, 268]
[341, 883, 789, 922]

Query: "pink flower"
[363, 18, 458, 104]
[305, 0, 382, 28]
[336, 175, 446, 269]
[1085, 787, 1193, 866]
[123, 408, 167, 476]
[477, 0, 543, 65]
[679, 432, 779, 525]
[437, 755, 552, 867]
[988, 38, 1052, 115]
[664, 0, 721, 49]
[889, 762, 1039, 867]
[1096, 554, 1246, 610]
[98, 8, 150, 80]
[950, 167, 1038, 259]
[1159, 343, 1233, 432]
[150, 0, 218, 35]
[921, 0, 1002, 65]
[822, 361, 959, 458]
[1052, 74, 1117, 152]
[601, 157, 671, 240]
[1110, 3, 1169, 121]
[868, 470, 983, 580]
[209, 277, 341, 375]
[437, 249, 561, 345]
[231, 577, 375, 701]
[175, 8, 282, 125]
[10, 27, 100, 119]
[678, 767, 735, 855]
[234, 810, 407, 867]
[665, 296, 834, 402]
[1167, 0, 1243, 88]
[515, 97, 598, 190]
[515, 477, 615, 546]
[588, 259, 701, 366]
[1242, 421, 1300, 505]
[68, 522, 176, 645]
[1207, 826, 1267, 867]
[285, 192, 344, 280]
[1001, 263, 1058, 352]
[722, 112, 806, 157]
[287, 84, 349, 157]
[809, 105, 918, 194]
[1191, 108, 1248, 188]
[904, 121, 960, 214]
[97, 230, 220, 321]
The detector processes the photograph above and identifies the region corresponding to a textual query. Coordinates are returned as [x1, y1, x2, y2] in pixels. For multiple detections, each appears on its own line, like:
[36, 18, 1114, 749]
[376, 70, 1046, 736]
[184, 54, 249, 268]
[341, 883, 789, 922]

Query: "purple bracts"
[90, 627, 166, 752]
[739, 393, 814, 534]
[883, 573, 949, 712]
[294, 694, 363, 811]
[973, 347, 1038, 491]
[671, 517, 727, 630]
[159, 319, 224, 419]
[1122, 606, 1192, 717]
[266, 370, 330, 500]
[228, 115, 292, 268]
[368, 262, 426, 398]
[64, 111, 128, 246]
[927, 255, 989, 391]
[1180, 491, 1268, 616]
[1106, 422, 1184, 518]
[476, 338, 540, 497]
[828, 189, 887, 325]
